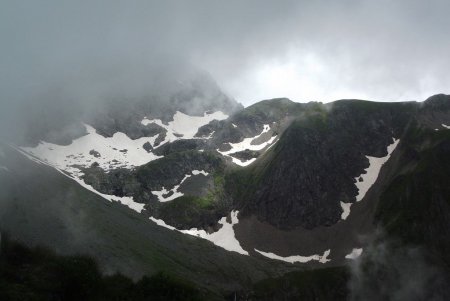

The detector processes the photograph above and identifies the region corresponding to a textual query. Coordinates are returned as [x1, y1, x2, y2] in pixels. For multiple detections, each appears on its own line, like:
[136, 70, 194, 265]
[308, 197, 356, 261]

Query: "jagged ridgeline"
[1, 92, 450, 299]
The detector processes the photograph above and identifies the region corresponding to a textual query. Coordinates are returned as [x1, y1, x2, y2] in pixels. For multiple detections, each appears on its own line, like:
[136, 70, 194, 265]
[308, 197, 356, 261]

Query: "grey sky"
[1, 0, 449, 115]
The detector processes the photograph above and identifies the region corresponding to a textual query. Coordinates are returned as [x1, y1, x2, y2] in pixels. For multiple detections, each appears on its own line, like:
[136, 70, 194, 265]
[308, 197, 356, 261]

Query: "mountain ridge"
[2, 92, 450, 299]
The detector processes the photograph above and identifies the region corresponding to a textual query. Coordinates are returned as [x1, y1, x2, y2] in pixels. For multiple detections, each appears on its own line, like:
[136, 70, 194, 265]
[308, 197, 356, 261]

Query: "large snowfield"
[141, 111, 228, 143]
[18, 111, 229, 215]
[23, 111, 229, 176]
[22, 124, 162, 174]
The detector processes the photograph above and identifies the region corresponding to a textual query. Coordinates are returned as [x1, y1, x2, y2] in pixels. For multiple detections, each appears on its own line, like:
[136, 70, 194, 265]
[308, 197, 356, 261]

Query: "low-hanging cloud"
[1, 0, 450, 141]
[349, 230, 450, 301]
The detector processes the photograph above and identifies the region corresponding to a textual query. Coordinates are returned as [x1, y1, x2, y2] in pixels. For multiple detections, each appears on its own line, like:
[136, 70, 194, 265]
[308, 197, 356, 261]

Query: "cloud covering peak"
[1, 0, 449, 140]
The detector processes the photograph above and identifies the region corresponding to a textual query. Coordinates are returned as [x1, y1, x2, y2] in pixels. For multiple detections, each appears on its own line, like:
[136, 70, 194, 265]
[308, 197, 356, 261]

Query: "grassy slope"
[0, 147, 292, 297]
[248, 267, 349, 301]
[0, 236, 204, 301]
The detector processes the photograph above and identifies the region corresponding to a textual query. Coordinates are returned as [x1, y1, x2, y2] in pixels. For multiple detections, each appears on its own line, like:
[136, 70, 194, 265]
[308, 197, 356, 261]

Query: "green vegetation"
[0, 235, 353, 301]
[160, 195, 213, 216]
[224, 165, 258, 205]
[249, 267, 349, 301]
[375, 126, 450, 264]
[155, 171, 229, 228]
[0, 234, 205, 301]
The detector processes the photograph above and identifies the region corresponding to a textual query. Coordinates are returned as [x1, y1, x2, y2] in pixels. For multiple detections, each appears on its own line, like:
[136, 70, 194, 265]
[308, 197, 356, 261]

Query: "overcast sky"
[1, 0, 450, 110]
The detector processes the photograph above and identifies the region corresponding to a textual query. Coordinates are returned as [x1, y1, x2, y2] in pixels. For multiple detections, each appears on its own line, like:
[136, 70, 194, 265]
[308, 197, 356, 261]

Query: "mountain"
[22, 69, 243, 146]
[0, 145, 293, 296]
[1, 87, 450, 299]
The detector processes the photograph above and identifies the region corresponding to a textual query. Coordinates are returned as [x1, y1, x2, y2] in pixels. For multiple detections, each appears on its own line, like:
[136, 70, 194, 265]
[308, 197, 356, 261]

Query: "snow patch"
[73, 176, 145, 212]
[15, 146, 145, 213]
[149, 217, 176, 231]
[232, 123, 237, 128]
[151, 170, 209, 202]
[236, 158, 257, 167]
[151, 187, 184, 203]
[192, 170, 208, 176]
[217, 124, 277, 166]
[340, 138, 400, 220]
[204, 130, 215, 139]
[254, 248, 331, 264]
[141, 111, 228, 143]
[20, 123, 162, 213]
[150, 210, 248, 255]
[442, 124, 450, 129]
[23, 111, 227, 178]
[345, 248, 363, 260]
[355, 139, 399, 202]
[22, 124, 161, 174]
[340, 201, 351, 220]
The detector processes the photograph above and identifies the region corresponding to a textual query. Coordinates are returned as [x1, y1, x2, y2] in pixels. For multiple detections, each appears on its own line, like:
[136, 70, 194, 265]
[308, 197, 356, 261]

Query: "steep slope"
[14, 93, 450, 270]
[226, 95, 450, 265]
[375, 120, 450, 265]
[233, 108, 450, 300]
[229, 100, 417, 230]
[0, 145, 294, 295]
[0, 237, 207, 300]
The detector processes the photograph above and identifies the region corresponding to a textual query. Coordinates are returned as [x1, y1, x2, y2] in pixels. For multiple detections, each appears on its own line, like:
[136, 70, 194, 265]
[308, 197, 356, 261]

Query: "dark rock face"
[375, 125, 450, 264]
[81, 150, 233, 230]
[229, 150, 260, 162]
[142, 142, 153, 152]
[153, 132, 166, 147]
[81, 151, 229, 228]
[89, 149, 101, 158]
[196, 119, 244, 143]
[88, 104, 167, 140]
[153, 139, 207, 156]
[417, 94, 450, 129]
[83, 151, 224, 202]
[229, 100, 419, 230]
